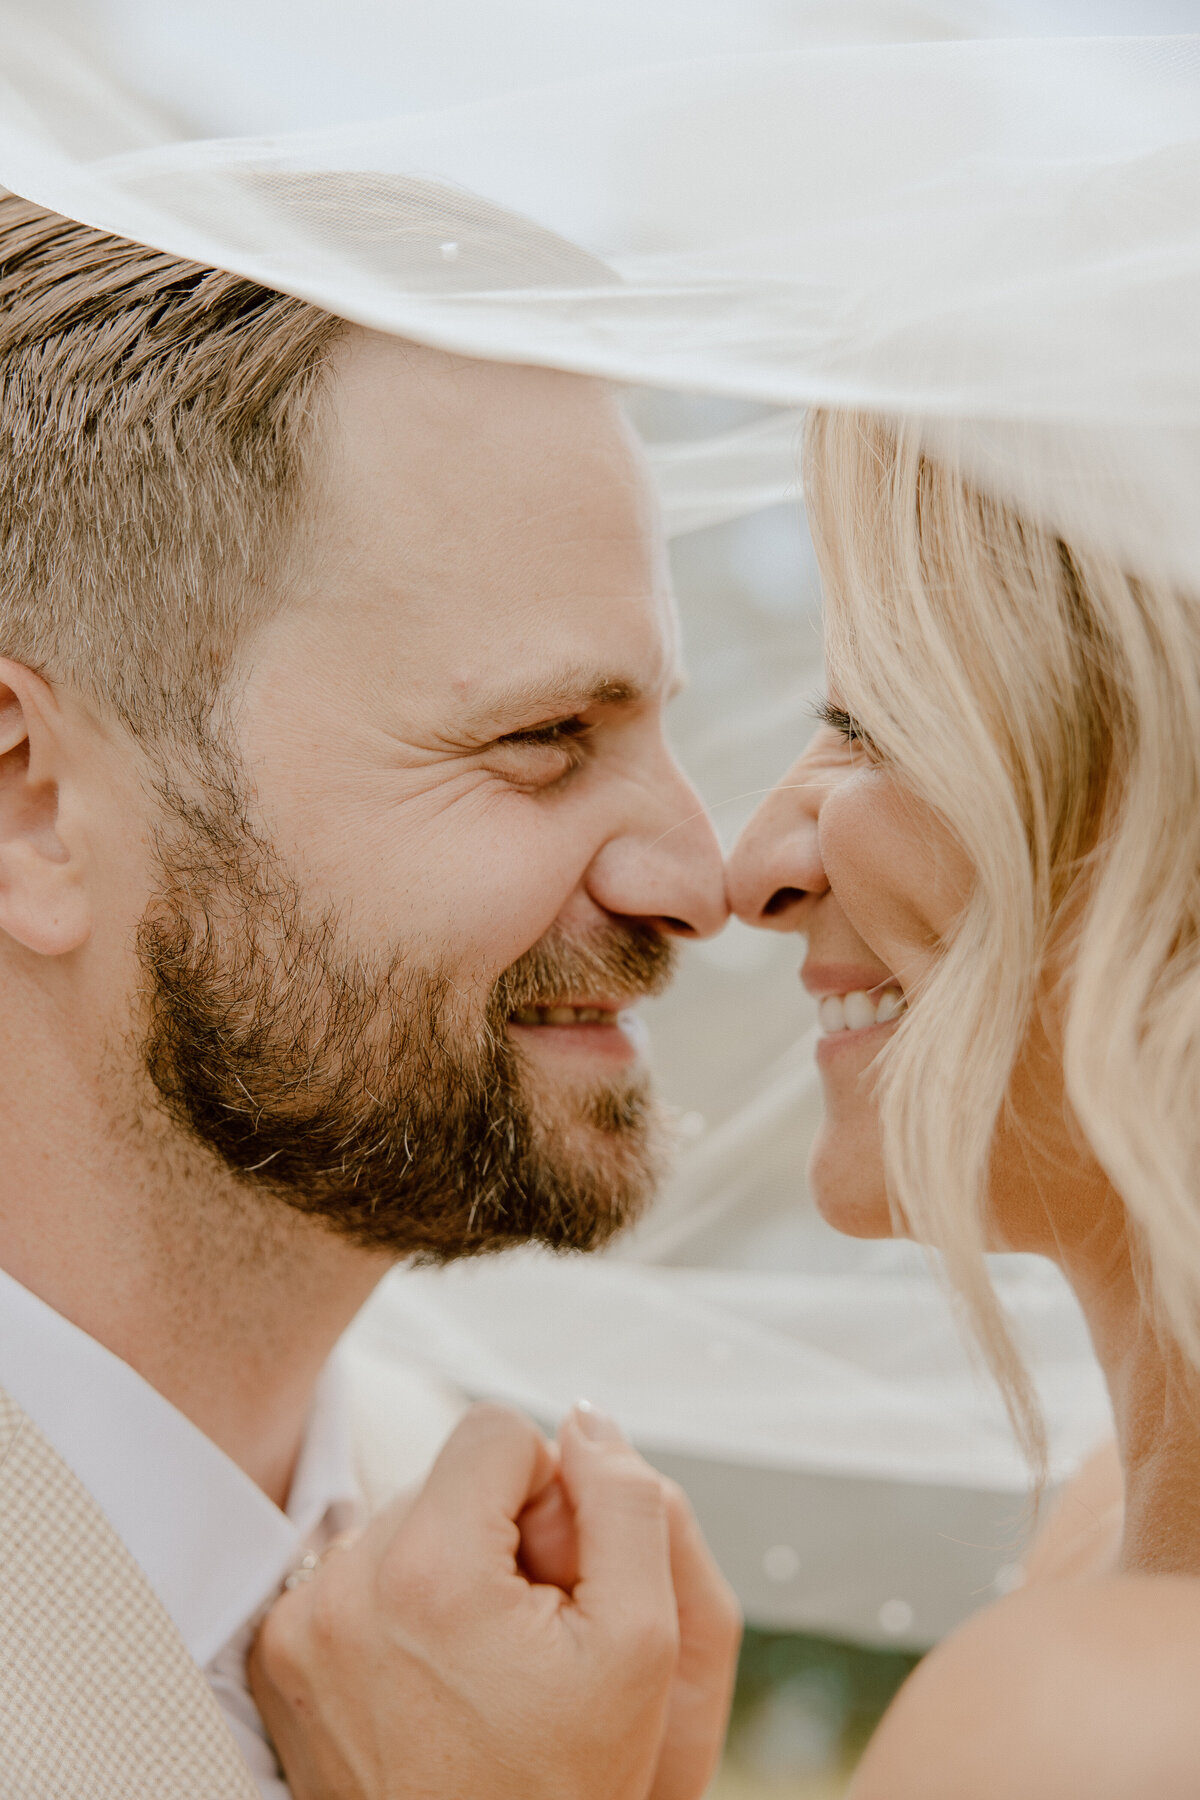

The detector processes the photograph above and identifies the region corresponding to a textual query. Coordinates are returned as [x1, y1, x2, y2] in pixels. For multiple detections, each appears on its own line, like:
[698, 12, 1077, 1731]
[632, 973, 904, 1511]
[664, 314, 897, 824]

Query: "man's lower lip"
[507, 1017, 640, 1060]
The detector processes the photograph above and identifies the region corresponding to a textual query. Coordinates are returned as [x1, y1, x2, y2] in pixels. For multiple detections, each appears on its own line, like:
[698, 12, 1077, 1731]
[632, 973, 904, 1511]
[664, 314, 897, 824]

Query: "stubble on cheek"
[135, 784, 674, 1257]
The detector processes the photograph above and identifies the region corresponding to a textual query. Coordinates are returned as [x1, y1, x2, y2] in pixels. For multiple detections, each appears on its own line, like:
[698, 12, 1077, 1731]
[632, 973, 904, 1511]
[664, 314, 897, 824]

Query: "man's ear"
[0, 659, 92, 956]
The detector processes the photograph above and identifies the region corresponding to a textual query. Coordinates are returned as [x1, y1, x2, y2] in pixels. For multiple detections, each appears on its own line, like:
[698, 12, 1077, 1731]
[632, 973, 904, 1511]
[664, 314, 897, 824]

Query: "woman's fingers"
[663, 1477, 742, 1663]
[558, 1404, 677, 1645]
[649, 1479, 743, 1800]
[397, 1401, 559, 1580]
[557, 1407, 741, 1800]
[250, 1399, 685, 1800]
[518, 1471, 580, 1591]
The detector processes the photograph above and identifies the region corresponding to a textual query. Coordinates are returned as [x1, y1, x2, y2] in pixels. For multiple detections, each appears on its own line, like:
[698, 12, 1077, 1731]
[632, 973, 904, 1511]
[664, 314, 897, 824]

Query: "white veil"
[3, 0, 1190, 1643]
[2, 9, 1198, 571]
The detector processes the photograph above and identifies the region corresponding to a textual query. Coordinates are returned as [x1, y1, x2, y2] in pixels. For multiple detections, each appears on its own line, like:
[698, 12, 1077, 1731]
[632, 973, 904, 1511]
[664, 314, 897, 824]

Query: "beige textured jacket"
[0, 1384, 259, 1799]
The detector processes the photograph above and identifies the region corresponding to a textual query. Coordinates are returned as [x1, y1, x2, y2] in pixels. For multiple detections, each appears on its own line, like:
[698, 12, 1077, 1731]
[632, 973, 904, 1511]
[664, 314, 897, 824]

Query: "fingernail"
[571, 1399, 625, 1443]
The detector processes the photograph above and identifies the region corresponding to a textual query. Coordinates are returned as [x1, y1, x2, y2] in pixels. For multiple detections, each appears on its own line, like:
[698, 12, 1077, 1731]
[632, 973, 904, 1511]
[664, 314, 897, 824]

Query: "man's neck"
[0, 1067, 389, 1508]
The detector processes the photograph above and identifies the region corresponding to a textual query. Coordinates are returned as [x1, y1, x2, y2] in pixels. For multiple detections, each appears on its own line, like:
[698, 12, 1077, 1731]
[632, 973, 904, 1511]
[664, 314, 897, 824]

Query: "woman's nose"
[726, 759, 828, 931]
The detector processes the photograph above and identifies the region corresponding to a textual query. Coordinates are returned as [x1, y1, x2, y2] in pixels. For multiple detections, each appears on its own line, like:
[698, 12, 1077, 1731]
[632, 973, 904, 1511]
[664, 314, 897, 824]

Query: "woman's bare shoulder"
[847, 1576, 1200, 1800]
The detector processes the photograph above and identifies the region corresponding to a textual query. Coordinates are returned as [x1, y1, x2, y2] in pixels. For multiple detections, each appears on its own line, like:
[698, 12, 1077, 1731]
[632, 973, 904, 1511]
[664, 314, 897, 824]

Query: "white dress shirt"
[0, 1263, 364, 1799]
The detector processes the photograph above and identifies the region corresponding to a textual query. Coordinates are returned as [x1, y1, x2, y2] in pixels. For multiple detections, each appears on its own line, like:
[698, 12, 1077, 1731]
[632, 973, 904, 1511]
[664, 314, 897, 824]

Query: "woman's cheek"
[818, 768, 970, 984]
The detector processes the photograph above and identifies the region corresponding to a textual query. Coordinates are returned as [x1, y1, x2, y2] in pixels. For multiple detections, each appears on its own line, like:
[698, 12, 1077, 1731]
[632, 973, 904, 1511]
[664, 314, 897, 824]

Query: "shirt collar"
[0, 1263, 362, 1668]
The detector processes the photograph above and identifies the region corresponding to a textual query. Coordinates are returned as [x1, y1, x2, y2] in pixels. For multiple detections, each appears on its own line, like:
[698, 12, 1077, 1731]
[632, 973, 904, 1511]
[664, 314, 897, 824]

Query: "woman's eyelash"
[814, 698, 871, 745]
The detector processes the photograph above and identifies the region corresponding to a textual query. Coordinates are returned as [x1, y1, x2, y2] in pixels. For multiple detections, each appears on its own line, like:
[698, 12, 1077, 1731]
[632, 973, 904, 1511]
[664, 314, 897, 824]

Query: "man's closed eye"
[487, 717, 593, 788]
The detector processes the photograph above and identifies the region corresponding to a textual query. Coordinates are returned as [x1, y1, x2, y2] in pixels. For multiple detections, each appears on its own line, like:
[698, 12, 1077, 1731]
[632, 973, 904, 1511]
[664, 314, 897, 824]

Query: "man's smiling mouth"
[506, 998, 645, 1065]
[510, 1003, 621, 1025]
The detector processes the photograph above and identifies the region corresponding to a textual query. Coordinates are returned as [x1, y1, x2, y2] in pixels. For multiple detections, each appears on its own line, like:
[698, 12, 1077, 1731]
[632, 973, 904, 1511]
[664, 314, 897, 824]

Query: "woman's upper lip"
[800, 961, 900, 998]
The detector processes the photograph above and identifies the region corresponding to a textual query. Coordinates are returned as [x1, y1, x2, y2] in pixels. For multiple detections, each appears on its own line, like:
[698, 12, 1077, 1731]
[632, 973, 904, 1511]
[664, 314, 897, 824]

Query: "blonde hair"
[0, 194, 345, 738]
[804, 408, 1200, 1467]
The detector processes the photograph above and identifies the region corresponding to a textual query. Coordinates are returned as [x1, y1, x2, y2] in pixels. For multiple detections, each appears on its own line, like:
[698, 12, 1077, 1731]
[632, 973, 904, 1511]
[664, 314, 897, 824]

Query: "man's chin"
[522, 1077, 667, 1235]
[508, 1018, 658, 1163]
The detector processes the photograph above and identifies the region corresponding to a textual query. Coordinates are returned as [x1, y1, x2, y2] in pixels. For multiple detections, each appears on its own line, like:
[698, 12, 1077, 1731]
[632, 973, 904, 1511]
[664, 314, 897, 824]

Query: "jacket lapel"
[0, 1384, 259, 1799]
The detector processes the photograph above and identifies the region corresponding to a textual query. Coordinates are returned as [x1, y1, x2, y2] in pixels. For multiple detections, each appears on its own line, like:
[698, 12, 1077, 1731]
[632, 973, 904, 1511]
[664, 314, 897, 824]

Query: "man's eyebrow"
[462, 670, 646, 732]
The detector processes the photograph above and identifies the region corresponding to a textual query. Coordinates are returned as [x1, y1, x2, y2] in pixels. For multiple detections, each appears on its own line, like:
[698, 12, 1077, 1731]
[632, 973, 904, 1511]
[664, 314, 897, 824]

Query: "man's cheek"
[322, 810, 579, 969]
[409, 871, 576, 993]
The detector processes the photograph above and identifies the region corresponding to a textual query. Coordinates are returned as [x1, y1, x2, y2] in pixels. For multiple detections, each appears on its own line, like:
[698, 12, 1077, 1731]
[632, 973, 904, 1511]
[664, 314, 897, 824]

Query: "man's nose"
[586, 753, 728, 940]
[726, 756, 828, 931]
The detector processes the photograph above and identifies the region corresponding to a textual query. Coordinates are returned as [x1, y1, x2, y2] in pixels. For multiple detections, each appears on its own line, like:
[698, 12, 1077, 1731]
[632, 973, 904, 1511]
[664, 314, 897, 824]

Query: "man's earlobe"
[0, 662, 91, 956]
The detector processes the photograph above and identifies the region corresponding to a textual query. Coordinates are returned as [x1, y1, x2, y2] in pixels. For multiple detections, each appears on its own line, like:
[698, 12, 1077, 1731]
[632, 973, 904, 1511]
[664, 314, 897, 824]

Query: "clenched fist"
[250, 1401, 741, 1800]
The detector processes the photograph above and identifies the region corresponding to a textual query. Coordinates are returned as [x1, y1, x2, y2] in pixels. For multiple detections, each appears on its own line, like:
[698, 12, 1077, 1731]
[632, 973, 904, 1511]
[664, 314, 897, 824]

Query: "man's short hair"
[0, 193, 345, 738]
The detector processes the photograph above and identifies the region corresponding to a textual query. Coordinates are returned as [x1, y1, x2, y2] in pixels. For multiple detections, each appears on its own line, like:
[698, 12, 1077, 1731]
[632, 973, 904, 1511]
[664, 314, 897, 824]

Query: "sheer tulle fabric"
[0, 18, 1197, 571]
[0, 1, 1167, 1638]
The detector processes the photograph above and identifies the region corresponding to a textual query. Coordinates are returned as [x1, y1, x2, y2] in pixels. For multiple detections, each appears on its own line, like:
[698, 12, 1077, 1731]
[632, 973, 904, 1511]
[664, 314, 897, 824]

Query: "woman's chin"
[808, 1133, 895, 1239]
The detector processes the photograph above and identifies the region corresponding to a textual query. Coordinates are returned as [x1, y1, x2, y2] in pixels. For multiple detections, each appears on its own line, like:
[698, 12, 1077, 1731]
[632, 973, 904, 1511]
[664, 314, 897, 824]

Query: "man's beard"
[136, 757, 675, 1260]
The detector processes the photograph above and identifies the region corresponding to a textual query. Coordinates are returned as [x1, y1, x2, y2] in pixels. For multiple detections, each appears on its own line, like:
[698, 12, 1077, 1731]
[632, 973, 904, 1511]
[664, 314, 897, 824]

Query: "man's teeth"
[510, 1005, 614, 1025]
[818, 987, 906, 1034]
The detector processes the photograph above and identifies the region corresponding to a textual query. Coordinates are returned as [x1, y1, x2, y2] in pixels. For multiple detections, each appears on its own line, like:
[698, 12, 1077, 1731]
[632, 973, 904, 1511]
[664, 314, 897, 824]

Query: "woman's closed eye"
[814, 697, 877, 756]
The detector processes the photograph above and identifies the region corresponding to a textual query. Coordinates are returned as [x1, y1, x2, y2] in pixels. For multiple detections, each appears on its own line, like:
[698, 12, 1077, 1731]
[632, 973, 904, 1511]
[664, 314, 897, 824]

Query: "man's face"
[136, 335, 726, 1257]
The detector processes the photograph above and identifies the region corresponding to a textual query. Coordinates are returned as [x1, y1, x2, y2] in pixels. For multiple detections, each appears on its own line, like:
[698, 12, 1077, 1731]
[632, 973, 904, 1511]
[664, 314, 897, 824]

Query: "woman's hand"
[249, 1401, 740, 1800]
[518, 1409, 742, 1800]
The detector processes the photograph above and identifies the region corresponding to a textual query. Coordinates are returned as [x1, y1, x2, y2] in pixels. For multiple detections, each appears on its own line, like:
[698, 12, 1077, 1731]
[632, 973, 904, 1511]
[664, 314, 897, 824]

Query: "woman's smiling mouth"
[816, 985, 906, 1035]
[802, 963, 907, 1041]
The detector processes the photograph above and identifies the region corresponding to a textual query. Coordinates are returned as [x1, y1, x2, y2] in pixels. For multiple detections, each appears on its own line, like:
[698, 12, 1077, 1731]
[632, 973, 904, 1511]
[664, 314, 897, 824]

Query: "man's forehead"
[320, 340, 660, 572]
[291, 332, 681, 717]
[328, 331, 638, 479]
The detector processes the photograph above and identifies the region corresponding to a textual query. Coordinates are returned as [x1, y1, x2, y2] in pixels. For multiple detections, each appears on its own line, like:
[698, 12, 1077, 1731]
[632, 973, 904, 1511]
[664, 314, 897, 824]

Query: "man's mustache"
[494, 921, 677, 1014]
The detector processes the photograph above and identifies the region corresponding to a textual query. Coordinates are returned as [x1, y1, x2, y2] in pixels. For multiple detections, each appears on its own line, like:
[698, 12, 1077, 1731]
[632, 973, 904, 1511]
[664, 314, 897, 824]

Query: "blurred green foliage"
[721, 1626, 922, 1791]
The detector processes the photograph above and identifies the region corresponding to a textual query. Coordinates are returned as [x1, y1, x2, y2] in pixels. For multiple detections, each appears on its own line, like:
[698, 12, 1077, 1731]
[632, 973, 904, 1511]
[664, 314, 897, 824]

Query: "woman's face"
[726, 718, 968, 1235]
[726, 715, 1112, 1255]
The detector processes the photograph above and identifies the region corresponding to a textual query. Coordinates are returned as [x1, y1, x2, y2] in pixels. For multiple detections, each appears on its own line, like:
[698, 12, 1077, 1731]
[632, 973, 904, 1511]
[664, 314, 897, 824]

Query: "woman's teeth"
[818, 987, 906, 1035]
[510, 1005, 614, 1025]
